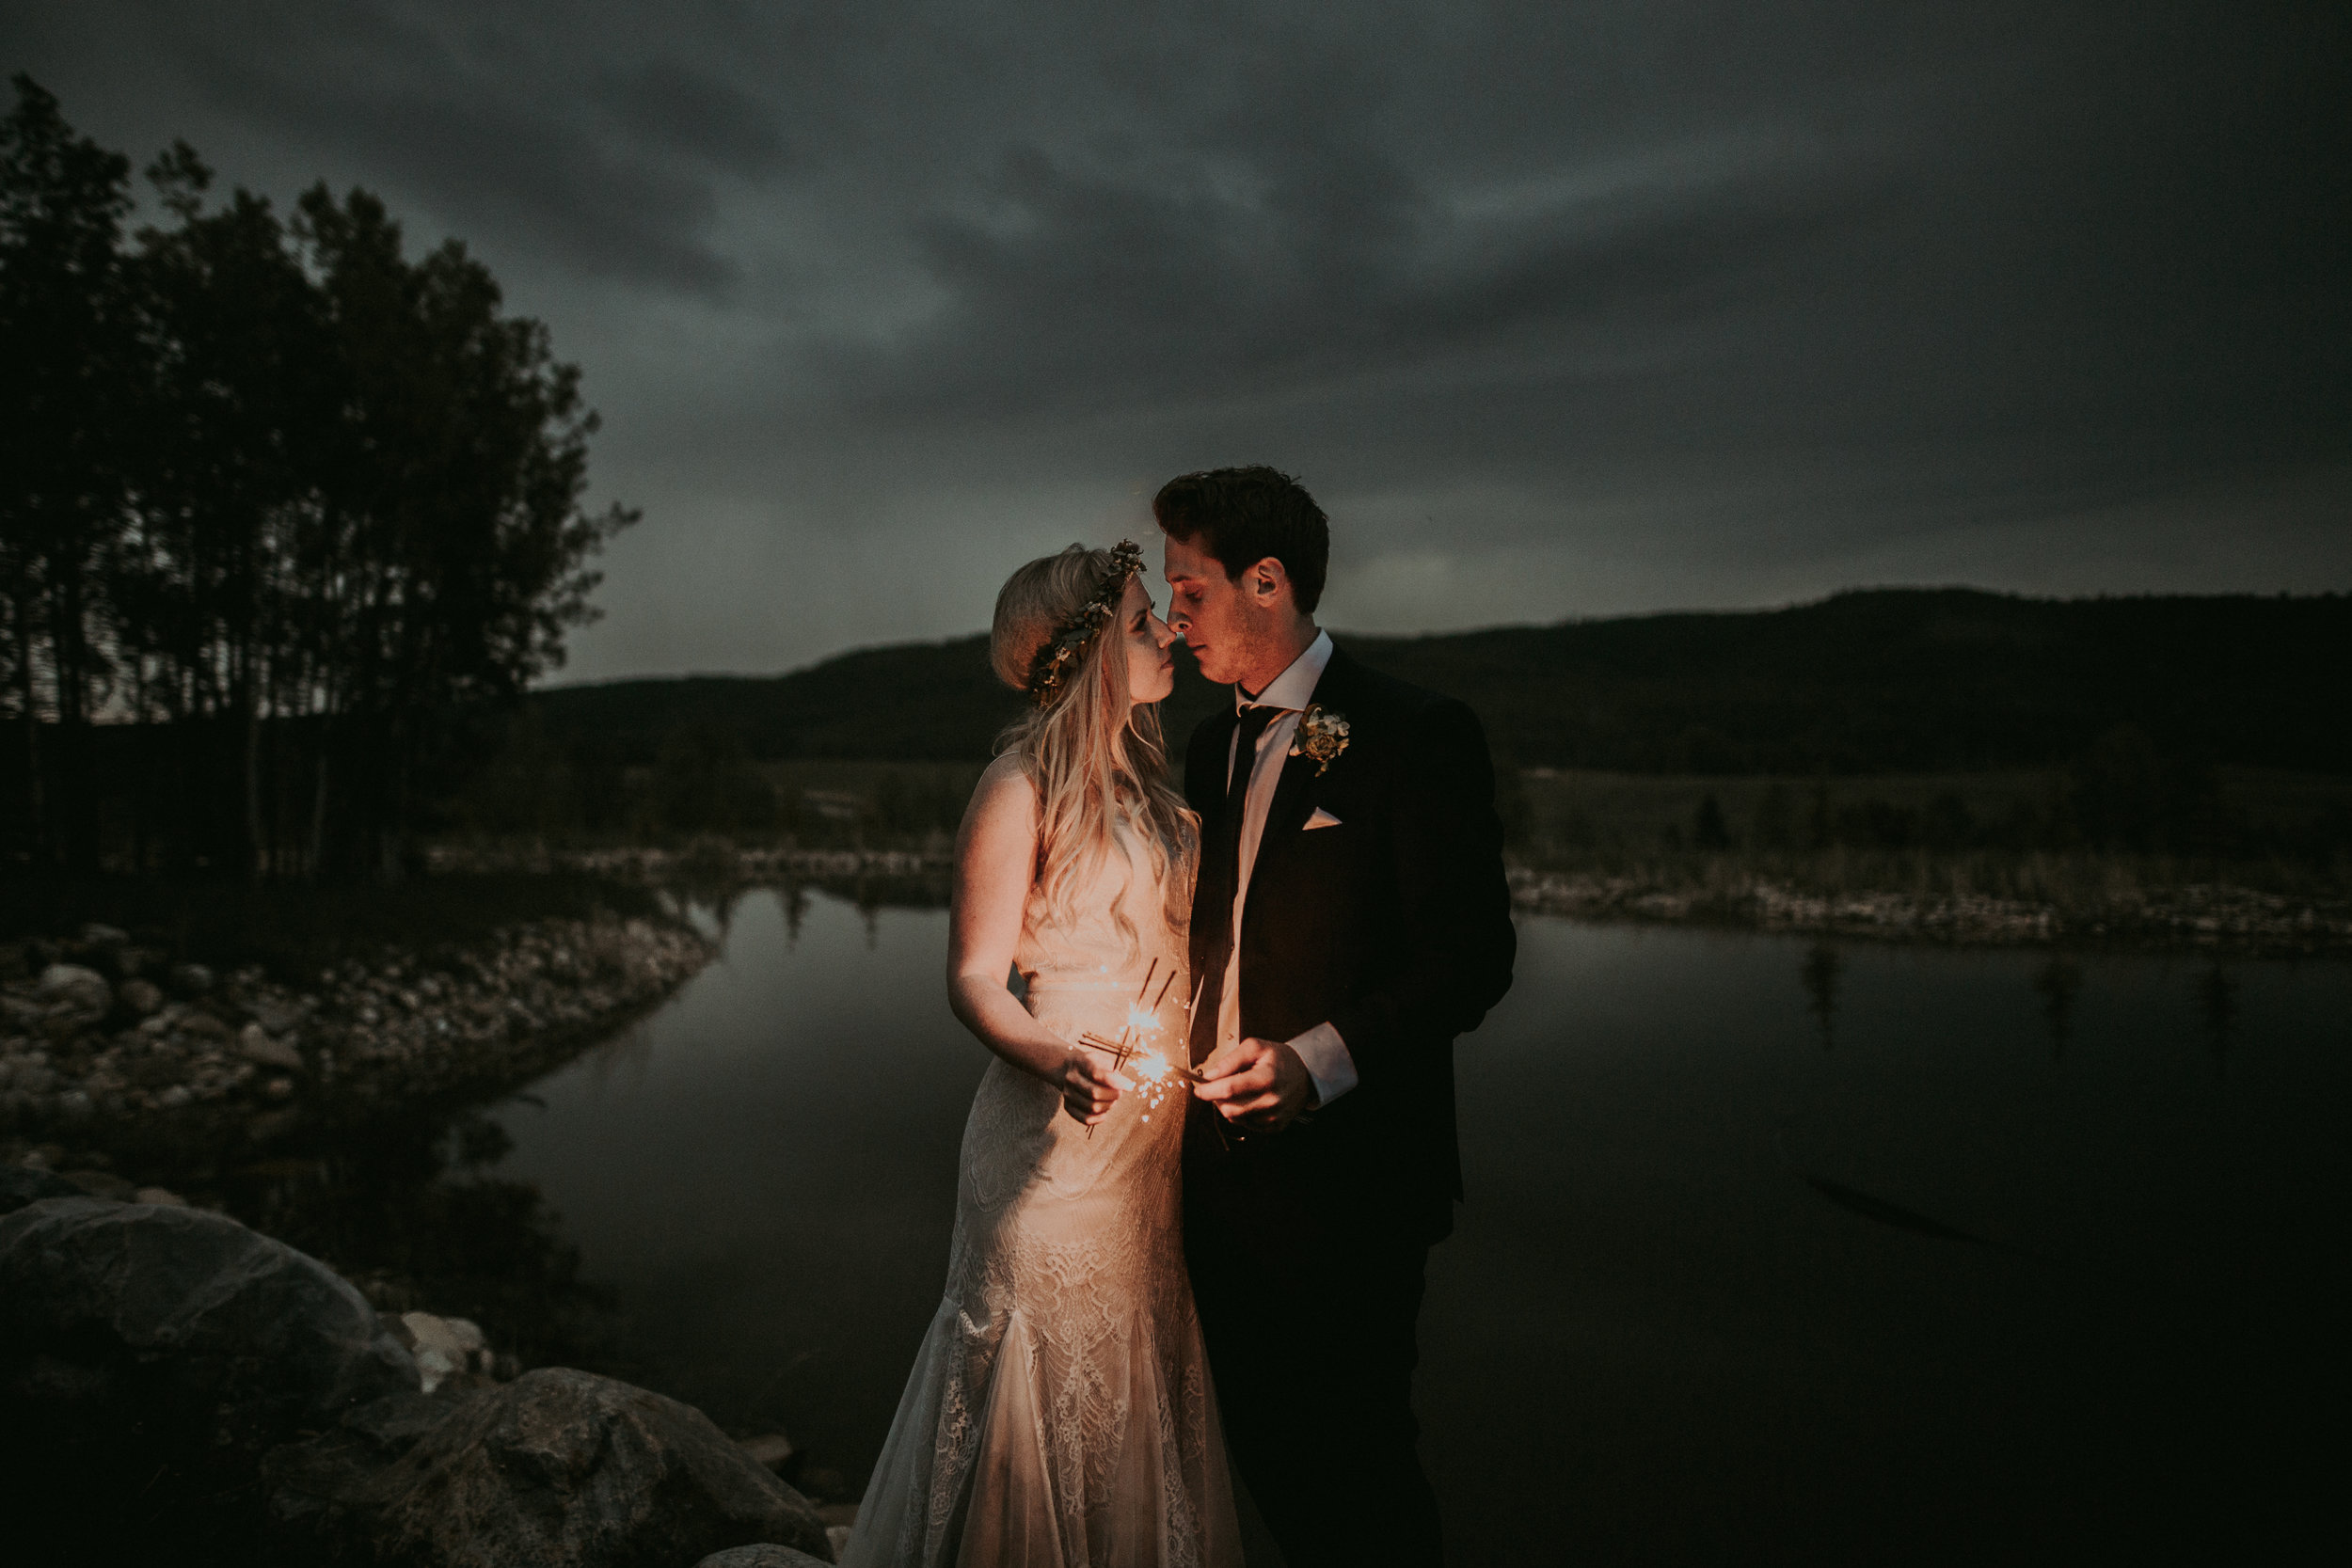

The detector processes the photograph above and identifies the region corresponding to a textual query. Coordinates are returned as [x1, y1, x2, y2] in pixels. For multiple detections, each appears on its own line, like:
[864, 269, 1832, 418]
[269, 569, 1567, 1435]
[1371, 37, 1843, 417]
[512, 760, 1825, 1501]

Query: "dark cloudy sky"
[8, 2, 2347, 681]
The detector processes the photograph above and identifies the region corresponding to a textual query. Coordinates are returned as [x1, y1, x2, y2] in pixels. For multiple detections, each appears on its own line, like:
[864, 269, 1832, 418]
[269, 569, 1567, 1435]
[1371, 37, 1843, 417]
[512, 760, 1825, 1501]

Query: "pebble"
[238, 1023, 304, 1071]
[37, 964, 111, 1018]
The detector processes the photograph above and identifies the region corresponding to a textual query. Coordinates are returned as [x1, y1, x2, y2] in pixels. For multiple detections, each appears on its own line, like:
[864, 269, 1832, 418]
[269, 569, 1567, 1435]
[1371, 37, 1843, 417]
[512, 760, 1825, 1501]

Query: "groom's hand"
[1195, 1037, 1320, 1133]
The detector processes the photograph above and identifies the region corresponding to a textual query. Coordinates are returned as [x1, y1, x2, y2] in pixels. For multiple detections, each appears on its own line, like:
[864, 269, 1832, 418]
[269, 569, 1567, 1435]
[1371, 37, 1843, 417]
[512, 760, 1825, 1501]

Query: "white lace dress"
[841, 827, 1244, 1568]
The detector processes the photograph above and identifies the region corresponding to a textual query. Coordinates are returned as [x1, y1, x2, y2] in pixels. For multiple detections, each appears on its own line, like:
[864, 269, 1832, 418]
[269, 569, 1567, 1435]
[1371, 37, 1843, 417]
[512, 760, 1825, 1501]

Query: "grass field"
[1511, 766, 2351, 904]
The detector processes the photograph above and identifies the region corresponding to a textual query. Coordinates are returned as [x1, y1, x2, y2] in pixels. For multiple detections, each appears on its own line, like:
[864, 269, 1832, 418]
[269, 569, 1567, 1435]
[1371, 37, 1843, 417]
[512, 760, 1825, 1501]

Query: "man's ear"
[1248, 556, 1291, 606]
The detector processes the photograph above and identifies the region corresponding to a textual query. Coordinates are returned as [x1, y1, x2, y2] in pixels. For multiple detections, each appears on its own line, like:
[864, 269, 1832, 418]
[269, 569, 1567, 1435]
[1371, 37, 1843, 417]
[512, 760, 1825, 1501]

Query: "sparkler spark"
[1076, 990, 1194, 1124]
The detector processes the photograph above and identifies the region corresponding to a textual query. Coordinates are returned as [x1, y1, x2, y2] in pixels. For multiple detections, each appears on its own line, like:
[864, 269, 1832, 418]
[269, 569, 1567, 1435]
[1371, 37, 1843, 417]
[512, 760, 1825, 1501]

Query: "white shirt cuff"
[1287, 1021, 1359, 1107]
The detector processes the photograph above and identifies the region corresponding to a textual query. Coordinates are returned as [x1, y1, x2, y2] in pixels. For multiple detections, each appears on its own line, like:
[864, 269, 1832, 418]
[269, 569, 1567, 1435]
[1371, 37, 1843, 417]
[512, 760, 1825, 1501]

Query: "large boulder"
[0, 1195, 418, 1557]
[262, 1365, 834, 1565]
[259, 1385, 492, 1539]
[697, 1547, 834, 1568]
[0, 1196, 415, 1451]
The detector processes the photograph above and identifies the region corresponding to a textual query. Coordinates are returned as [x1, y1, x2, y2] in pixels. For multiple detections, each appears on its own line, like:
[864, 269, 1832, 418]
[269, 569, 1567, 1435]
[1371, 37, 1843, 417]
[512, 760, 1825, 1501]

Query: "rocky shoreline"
[1, 909, 715, 1153]
[0, 1170, 848, 1564]
[437, 838, 2352, 958]
[1509, 866, 2352, 955]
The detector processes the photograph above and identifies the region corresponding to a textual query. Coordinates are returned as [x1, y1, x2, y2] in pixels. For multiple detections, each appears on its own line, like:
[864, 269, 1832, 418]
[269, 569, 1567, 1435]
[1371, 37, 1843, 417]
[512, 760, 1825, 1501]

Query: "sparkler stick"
[1073, 961, 1196, 1134]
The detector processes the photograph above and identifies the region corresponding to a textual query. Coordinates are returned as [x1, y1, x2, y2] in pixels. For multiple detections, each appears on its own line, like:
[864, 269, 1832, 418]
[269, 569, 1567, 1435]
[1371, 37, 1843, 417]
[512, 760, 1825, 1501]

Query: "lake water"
[476, 887, 2349, 1564]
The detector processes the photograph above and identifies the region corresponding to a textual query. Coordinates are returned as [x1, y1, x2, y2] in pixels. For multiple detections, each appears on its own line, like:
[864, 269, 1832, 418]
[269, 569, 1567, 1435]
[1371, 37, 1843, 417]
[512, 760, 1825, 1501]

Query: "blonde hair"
[990, 544, 1197, 958]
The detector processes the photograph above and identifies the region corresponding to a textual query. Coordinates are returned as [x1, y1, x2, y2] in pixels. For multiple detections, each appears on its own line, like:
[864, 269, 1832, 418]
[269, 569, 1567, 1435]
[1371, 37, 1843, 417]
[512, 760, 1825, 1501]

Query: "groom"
[1158, 466, 1517, 1565]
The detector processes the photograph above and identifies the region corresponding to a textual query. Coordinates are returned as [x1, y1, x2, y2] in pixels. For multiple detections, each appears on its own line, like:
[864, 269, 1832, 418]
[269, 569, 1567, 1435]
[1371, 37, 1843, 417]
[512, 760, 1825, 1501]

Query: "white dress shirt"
[1216, 627, 1360, 1106]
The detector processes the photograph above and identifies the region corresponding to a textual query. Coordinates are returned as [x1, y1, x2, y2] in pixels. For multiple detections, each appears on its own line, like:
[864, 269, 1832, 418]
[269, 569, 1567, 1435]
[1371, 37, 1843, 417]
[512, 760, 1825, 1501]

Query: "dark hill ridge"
[528, 589, 2352, 775]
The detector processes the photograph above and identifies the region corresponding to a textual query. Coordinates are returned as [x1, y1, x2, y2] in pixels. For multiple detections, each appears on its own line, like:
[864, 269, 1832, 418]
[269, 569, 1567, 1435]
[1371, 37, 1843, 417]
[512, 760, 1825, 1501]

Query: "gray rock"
[118, 977, 165, 1017]
[77, 923, 130, 948]
[0, 1165, 84, 1214]
[132, 1185, 189, 1206]
[168, 961, 215, 996]
[37, 963, 111, 1018]
[739, 1431, 796, 1475]
[343, 1386, 481, 1453]
[248, 1385, 491, 1550]
[0, 1196, 416, 1459]
[698, 1547, 834, 1568]
[239, 1022, 304, 1070]
[180, 1007, 231, 1040]
[395, 1309, 491, 1394]
[262, 1365, 834, 1565]
[252, 996, 305, 1036]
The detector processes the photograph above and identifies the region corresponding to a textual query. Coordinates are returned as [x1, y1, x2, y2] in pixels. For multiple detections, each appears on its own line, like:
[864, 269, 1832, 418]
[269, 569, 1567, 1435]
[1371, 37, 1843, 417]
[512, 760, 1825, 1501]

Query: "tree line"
[0, 76, 635, 880]
[515, 589, 2352, 780]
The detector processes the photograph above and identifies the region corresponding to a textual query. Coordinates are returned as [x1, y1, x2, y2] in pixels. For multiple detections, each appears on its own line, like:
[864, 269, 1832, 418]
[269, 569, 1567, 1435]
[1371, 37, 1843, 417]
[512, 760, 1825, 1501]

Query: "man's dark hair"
[1151, 465, 1330, 615]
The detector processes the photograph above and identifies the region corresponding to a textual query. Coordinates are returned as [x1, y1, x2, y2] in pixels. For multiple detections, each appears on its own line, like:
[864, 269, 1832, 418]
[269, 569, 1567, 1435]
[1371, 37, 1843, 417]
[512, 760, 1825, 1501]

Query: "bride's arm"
[946, 754, 1124, 1126]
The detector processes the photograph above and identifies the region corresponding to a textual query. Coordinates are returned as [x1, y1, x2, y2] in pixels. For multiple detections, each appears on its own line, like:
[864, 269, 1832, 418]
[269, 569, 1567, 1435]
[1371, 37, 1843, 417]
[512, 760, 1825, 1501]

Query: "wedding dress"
[841, 820, 1244, 1568]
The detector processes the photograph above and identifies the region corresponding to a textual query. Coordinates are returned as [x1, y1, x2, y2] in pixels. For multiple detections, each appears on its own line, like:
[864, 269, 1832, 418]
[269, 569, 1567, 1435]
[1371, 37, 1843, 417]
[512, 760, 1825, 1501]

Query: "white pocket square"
[1304, 807, 1343, 831]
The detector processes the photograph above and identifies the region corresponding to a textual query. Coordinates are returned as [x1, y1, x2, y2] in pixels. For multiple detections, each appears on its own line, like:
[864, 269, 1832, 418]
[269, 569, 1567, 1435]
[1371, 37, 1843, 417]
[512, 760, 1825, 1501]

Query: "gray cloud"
[598, 57, 787, 177]
[72, 0, 744, 291]
[4, 1, 2344, 680]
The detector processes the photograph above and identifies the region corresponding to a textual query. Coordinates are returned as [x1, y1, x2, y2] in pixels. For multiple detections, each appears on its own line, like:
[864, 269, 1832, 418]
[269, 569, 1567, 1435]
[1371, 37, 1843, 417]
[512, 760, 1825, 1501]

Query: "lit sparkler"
[1075, 959, 1195, 1129]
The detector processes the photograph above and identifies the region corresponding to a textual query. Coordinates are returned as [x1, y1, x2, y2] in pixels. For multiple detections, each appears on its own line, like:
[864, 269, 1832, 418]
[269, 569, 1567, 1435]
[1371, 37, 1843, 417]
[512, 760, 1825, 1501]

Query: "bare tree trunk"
[13, 590, 46, 863]
[244, 694, 264, 880]
[309, 739, 330, 881]
[129, 654, 150, 874]
[49, 563, 96, 873]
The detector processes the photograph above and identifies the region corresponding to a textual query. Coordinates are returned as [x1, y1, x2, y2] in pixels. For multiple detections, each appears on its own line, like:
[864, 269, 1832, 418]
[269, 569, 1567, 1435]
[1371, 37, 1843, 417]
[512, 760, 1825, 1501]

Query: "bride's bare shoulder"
[960, 753, 1038, 839]
[974, 752, 1036, 801]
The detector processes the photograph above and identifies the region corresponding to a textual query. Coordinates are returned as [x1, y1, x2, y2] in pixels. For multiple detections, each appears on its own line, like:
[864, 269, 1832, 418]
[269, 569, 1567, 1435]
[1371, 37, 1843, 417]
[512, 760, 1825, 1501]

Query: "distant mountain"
[527, 589, 2352, 775]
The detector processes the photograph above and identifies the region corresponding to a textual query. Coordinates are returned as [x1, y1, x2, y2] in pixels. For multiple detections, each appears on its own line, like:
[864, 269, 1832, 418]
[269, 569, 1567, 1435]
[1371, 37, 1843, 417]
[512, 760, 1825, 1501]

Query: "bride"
[841, 542, 1245, 1567]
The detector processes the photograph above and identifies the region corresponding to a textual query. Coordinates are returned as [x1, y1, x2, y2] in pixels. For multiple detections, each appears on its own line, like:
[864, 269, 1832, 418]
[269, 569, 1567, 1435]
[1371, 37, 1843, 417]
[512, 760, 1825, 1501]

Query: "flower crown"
[1025, 540, 1145, 708]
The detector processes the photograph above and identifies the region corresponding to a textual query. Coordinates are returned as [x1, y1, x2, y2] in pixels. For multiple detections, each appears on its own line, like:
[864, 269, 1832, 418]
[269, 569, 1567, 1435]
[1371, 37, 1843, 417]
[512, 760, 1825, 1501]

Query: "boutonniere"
[1290, 703, 1351, 776]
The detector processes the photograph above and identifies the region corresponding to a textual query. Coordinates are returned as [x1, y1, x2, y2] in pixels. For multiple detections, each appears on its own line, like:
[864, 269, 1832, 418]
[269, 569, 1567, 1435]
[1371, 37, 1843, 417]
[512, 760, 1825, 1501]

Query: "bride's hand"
[1057, 1048, 1126, 1126]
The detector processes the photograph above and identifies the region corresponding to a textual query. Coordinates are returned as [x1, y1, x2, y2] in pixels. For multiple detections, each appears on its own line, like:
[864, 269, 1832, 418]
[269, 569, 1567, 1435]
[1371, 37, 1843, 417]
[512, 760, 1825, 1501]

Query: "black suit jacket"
[1182, 644, 1517, 1246]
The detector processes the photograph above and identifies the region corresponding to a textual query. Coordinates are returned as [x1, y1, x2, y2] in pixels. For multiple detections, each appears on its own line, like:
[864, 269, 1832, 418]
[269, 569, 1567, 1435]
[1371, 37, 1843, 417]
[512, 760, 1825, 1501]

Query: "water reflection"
[1799, 941, 1843, 1049]
[210, 1101, 638, 1377]
[2197, 961, 2237, 1069]
[2033, 953, 2082, 1057]
[175, 893, 2352, 1563]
